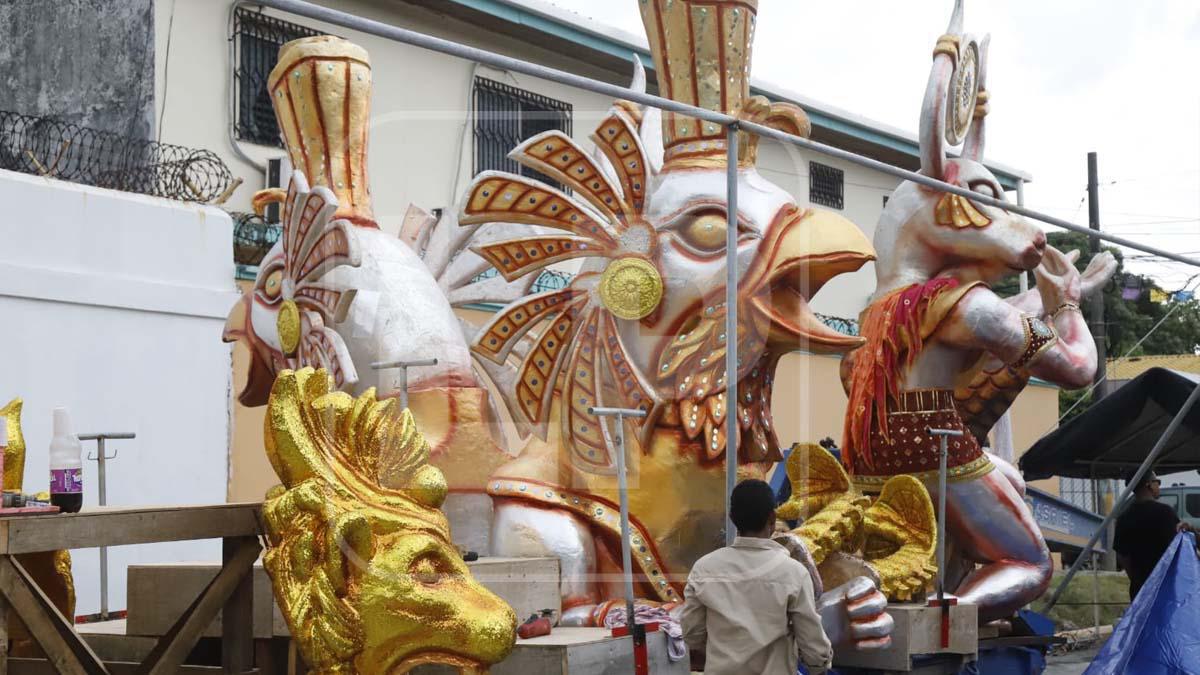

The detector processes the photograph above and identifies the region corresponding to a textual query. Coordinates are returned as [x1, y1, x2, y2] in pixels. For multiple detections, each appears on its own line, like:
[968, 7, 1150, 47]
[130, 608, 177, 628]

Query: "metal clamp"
[371, 358, 438, 409]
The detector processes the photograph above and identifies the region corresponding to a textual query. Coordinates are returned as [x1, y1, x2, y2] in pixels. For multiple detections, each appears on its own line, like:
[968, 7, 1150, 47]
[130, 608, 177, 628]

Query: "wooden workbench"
[0, 503, 263, 675]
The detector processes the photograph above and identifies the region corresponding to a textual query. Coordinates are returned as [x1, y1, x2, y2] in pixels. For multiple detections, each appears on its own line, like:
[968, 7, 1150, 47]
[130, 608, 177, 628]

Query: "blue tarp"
[1086, 532, 1200, 675]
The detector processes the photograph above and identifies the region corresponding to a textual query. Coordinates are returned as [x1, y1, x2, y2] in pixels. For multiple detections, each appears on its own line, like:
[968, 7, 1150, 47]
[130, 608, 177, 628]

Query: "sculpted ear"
[920, 55, 953, 180]
[920, 0, 967, 180]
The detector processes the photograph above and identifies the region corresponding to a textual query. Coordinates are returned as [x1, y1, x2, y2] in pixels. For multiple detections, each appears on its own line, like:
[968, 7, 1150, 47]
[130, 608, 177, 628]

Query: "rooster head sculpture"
[223, 37, 373, 406]
[224, 170, 361, 406]
[463, 0, 875, 470]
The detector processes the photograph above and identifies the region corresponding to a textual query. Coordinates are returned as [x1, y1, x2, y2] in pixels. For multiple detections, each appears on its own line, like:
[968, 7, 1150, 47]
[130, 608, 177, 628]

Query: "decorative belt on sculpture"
[850, 388, 994, 493]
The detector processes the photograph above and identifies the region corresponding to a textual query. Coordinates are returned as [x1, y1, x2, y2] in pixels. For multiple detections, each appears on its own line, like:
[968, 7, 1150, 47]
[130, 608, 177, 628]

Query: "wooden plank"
[140, 539, 261, 675]
[126, 556, 558, 640]
[0, 556, 108, 675]
[832, 603, 978, 672]
[0, 504, 262, 555]
[9, 658, 259, 674]
[978, 635, 1064, 649]
[221, 538, 255, 674]
[126, 565, 275, 639]
[0, 572, 8, 674]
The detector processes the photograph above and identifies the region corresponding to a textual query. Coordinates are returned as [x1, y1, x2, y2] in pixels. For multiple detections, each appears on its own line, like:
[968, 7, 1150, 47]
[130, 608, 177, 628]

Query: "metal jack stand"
[371, 358, 438, 409]
[80, 432, 135, 621]
[589, 406, 649, 675]
[926, 427, 962, 649]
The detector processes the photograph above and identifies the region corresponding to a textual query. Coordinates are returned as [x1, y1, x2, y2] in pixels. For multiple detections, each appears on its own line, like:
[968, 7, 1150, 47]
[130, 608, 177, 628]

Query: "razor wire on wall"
[0, 110, 235, 203]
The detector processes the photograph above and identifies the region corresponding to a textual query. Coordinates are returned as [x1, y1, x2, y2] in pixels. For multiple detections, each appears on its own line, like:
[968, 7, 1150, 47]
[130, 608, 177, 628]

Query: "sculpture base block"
[126, 556, 561, 639]
[414, 628, 688, 675]
[833, 603, 979, 672]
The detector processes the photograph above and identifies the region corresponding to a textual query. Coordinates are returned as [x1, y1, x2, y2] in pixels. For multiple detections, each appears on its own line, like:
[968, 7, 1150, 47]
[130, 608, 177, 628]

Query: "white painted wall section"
[0, 169, 240, 616]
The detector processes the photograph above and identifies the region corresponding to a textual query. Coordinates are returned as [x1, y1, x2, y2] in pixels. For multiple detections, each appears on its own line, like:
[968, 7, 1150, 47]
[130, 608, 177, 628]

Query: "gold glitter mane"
[261, 369, 516, 674]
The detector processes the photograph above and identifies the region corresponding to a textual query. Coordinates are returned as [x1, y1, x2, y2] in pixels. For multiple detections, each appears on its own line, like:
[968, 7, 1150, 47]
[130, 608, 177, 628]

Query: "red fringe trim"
[842, 278, 960, 472]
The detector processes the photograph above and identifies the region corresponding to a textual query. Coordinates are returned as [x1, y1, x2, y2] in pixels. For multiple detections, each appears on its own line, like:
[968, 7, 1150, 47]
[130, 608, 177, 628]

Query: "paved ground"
[1043, 646, 1101, 675]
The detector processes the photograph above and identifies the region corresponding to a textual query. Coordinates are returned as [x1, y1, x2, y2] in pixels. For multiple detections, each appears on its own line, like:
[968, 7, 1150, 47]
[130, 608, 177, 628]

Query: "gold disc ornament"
[598, 257, 664, 320]
[944, 38, 979, 147]
[277, 299, 302, 356]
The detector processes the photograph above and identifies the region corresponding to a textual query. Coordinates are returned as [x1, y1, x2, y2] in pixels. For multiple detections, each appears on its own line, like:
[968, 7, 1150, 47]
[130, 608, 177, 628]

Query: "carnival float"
[216, 0, 1119, 672]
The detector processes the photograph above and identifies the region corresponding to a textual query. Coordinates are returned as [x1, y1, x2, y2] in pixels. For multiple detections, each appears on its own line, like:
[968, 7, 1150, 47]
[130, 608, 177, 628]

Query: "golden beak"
[747, 207, 876, 353]
[223, 295, 250, 343]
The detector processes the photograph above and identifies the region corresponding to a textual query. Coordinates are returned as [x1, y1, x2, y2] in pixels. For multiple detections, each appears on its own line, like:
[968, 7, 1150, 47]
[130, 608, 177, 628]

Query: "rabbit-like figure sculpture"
[840, 1, 1114, 621]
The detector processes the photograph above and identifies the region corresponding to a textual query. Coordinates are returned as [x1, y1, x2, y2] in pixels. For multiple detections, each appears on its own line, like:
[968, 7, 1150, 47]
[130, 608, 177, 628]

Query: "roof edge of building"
[434, 0, 1032, 188]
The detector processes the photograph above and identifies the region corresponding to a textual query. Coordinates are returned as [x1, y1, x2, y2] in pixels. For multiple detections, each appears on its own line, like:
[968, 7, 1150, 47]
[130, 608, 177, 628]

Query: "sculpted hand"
[1034, 245, 1083, 312]
[817, 577, 893, 650]
[1080, 251, 1118, 299]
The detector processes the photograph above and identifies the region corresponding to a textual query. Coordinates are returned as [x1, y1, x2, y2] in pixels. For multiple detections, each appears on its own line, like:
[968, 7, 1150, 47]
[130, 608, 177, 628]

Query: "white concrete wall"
[0, 169, 239, 616]
[151, 0, 900, 315]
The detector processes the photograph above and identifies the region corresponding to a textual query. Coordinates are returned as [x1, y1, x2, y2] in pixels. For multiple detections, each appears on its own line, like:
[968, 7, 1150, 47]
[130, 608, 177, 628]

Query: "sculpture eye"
[672, 210, 737, 255]
[968, 180, 999, 200]
[260, 268, 284, 302]
[410, 553, 452, 586]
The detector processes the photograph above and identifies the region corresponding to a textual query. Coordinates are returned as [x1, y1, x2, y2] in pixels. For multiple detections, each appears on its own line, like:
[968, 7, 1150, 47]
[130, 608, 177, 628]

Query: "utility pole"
[1087, 151, 1115, 571]
[1087, 152, 1107, 396]
[1017, 178, 1029, 293]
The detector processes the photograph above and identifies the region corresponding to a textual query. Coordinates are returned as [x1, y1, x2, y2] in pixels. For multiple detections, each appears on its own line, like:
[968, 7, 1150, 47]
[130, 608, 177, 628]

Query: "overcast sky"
[542, 0, 1200, 290]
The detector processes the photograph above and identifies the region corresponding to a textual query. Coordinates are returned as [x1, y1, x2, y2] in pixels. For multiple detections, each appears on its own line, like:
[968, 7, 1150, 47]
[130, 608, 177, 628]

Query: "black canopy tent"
[1022, 367, 1200, 610]
[1021, 367, 1200, 481]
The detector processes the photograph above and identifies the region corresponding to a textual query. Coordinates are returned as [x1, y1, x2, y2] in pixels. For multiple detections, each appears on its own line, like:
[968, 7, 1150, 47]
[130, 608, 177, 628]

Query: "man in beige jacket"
[681, 479, 833, 674]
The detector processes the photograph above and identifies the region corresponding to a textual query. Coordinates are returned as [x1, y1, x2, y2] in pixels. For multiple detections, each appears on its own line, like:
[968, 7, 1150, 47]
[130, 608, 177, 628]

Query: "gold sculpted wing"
[782, 443, 938, 602]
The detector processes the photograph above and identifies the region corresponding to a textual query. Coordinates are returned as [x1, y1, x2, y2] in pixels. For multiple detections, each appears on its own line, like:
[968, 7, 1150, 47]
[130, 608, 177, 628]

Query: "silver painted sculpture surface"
[840, 1, 1115, 621]
[461, 0, 899, 649]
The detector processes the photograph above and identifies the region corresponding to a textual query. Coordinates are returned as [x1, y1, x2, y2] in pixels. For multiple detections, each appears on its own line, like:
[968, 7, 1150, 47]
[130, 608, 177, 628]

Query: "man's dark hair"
[730, 479, 776, 534]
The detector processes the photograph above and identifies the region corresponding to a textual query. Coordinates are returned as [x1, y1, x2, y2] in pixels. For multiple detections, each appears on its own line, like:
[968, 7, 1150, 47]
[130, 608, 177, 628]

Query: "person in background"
[1114, 470, 1194, 600]
[681, 479, 833, 674]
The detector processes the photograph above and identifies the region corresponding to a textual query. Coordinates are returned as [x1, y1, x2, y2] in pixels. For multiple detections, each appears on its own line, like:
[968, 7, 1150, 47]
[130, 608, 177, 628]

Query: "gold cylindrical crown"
[269, 36, 375, 228]
[640, 0, 759, 169]
[639, 0, 812, 170]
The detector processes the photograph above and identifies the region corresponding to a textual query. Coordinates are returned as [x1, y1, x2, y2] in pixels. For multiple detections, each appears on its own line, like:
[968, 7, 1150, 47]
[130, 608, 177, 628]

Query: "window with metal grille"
[810, 161, 845, 210]
[233, 8, 322, 147]
[473, 78, 573, 189]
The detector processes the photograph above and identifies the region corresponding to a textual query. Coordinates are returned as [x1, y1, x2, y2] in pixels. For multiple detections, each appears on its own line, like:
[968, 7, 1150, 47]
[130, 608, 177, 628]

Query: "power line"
[1106, 218, 1200, 227]
[1039, 208, 1200, 220]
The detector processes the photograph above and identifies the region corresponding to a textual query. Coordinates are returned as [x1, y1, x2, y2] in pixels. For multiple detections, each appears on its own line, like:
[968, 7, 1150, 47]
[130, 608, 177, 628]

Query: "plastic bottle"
[49, 407, 83, 513]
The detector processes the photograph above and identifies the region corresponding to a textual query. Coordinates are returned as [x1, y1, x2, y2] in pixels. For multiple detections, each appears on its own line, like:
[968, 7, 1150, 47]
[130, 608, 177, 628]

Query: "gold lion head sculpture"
[262, 368, 516, 674]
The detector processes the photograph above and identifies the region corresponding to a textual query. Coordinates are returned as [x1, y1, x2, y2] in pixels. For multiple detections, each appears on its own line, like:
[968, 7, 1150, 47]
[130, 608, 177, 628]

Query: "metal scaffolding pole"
[252, 0, 1200, 270]
[370, 358, 439, 410]
[928, 427, 963, 649]
[724, 124, 739, 546]
[1044, 378, 1200, 610]
[79, 431, 136, 621]
[588, 406, 649, 674]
